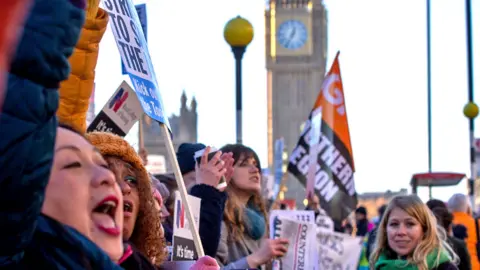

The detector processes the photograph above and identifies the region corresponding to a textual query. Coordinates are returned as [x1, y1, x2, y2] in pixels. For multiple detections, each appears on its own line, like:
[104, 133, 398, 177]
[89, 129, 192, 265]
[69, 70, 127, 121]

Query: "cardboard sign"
[121, 4, 147, 75]
[146, 155, 166, 175]
[103, 0, 170, 129]
[172, 191, 201, 261]
[87, 81, 142, 136]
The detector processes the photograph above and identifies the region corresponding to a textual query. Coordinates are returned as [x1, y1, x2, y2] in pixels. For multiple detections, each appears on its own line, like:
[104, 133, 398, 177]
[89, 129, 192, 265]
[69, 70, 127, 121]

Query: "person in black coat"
[431, 207, 472, 270]
[426, 199, 471, 270]
[366, 204, 387, 260]
[0, 0, 126, 269]
[160, 144, 233, 258]
[452, 224, 468, 241]
[355, 206, 370, 237]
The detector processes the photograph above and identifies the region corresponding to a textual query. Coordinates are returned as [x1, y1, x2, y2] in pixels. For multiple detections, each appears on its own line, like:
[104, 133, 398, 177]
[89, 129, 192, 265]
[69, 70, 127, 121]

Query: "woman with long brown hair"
[370, 195, 458, 270]
[216, 144, 288, 269]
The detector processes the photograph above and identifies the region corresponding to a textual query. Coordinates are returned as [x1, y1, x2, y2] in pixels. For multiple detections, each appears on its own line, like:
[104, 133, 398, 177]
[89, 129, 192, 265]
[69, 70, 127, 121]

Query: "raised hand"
[217, 152, 234, 191]
[195, 147, 226, 188]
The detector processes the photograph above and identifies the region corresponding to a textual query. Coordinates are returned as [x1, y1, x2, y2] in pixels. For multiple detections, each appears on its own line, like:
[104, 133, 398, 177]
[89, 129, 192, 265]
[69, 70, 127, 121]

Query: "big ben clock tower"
[265, 0, 327, 206]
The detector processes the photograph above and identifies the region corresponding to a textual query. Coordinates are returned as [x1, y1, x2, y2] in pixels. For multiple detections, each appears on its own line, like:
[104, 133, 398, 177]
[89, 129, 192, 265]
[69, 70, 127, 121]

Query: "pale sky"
[95, 0, 480, 202]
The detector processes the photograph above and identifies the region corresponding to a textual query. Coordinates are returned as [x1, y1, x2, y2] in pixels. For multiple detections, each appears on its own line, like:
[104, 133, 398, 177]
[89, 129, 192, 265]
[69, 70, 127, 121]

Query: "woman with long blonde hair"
[369, 195, 458, 270]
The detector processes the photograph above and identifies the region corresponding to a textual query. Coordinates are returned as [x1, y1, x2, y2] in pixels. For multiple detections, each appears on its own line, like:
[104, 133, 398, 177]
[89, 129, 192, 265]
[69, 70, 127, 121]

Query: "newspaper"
[317, 230, 363, 270]
[315, 208, 334, 234]
[272, 217, 317, 270]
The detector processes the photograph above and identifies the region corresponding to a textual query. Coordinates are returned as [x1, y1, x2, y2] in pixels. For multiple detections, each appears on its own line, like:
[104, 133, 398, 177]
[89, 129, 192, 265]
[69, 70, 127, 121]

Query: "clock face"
[277, 20, 308, 50]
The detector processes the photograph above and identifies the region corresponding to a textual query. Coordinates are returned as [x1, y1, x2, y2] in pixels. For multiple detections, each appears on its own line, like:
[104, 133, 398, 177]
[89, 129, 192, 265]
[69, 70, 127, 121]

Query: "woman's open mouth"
[92, 195, 121, 237]
[123, 200, 133, 218]
[250, 175, 260, 183]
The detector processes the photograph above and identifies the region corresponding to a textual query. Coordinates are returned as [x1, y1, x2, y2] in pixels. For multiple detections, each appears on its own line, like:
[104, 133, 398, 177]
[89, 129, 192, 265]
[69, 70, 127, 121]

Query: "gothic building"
[142, 91, 198, 172]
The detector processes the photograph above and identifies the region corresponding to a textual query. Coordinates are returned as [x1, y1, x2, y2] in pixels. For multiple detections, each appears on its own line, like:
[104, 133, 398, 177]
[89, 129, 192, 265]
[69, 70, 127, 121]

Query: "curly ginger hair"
[86, 132, 166, 265]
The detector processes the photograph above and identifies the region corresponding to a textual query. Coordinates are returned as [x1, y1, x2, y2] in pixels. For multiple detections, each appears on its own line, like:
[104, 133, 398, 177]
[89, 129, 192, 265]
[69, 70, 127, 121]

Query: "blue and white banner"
[121, 4, 147, 75]
[273, 138, 284, 200]
[103, 0, 170, 129]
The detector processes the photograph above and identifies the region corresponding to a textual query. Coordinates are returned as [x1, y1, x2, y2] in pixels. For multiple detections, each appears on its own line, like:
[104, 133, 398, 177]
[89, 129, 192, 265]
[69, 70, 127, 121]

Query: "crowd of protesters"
[1, 1, 480, 269]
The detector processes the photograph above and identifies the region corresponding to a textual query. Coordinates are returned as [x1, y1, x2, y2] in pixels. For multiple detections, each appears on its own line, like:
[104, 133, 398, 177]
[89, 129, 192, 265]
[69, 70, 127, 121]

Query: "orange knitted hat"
[85, 131, 146, 176]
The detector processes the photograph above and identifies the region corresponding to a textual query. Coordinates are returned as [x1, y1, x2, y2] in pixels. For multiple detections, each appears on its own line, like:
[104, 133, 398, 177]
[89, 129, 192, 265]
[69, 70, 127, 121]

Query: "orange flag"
[288, 52, 356, 222]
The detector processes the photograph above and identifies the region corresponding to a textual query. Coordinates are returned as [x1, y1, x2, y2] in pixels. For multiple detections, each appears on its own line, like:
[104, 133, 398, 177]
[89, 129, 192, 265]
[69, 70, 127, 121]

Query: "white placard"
[317, 231, 363, 270]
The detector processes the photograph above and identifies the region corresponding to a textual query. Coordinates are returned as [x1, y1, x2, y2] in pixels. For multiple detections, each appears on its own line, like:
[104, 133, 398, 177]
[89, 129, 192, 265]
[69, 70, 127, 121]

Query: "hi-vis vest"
[358, 236, 369, 270]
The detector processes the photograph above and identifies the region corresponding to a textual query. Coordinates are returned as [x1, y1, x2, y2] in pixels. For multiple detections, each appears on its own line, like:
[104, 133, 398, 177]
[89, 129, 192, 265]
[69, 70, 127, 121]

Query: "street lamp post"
[224, 16, 254, 144]
[464, 102, 478, 208]
[464, 0, 478, 209]
[426, 0, 433, 199]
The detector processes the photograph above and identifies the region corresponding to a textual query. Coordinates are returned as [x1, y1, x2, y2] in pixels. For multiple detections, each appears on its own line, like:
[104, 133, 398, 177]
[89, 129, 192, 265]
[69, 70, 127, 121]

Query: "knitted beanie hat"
[176, 143, 206, 175]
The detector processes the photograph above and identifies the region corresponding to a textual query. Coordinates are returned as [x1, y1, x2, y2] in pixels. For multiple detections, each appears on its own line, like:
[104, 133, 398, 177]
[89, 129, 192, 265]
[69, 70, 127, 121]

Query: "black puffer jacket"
[119, 243, 157, 270]
[434, 262, 459, 270]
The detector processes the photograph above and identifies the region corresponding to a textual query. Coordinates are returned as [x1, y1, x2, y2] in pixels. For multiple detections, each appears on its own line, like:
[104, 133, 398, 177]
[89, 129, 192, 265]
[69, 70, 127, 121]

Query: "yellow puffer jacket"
[57, 2, 108, 133]
[452, 211, 479, 270]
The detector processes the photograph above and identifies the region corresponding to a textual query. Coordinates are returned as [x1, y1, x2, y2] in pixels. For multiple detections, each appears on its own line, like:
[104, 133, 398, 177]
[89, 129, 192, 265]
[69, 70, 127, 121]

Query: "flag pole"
[138, 114, 144, 149]
[426, 0, 433, 199]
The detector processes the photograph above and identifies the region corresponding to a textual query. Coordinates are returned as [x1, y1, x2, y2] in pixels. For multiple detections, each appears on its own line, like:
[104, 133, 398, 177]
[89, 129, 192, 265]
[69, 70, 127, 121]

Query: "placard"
[103, 0, 170, 129]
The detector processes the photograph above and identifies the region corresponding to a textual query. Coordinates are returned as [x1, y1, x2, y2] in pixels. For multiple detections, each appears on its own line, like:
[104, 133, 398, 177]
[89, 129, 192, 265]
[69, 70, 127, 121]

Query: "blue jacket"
[0, 0, 122, 269]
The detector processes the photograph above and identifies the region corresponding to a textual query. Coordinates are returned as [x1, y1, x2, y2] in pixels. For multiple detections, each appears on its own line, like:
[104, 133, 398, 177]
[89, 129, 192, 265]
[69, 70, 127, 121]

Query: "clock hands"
[278, 20, 306, 49]
[290, 27, 296, 39]
[284, 27, 297, 48]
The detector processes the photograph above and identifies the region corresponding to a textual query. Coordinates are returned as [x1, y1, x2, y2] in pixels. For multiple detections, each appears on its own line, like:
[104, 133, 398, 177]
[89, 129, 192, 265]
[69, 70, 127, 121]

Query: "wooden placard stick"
[160, 123, 205, 258]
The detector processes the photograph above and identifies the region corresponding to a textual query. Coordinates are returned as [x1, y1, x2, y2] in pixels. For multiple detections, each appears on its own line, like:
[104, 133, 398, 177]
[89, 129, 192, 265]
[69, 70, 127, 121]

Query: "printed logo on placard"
[108, 88, 128, 113]
[176, 200, 185, 229]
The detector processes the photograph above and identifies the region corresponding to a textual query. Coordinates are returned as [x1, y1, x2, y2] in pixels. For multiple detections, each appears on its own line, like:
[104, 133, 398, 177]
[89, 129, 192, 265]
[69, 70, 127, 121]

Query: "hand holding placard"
[247, 238, 289, 268]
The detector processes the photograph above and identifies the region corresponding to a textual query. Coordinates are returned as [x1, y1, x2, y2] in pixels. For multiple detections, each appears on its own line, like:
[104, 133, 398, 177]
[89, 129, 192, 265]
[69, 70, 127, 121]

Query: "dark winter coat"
[0, 0, 122, 269]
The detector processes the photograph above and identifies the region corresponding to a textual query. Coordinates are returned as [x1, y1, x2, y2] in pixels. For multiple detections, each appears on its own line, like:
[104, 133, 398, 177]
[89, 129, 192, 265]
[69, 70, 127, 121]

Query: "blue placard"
[104, 0, 170, 129]
[273, 138, 284, 199]
[122, 4, 147, 75]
